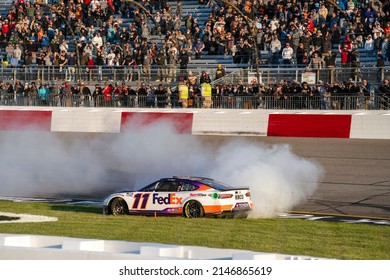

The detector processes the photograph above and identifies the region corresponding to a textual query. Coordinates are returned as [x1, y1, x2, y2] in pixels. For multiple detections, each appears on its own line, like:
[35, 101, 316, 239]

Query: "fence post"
[266, 70, 270, 85]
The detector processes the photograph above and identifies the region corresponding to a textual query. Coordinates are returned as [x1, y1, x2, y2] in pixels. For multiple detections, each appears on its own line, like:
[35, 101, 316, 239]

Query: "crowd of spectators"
[1, 0, 390, 69]
[1, 76, 389, 110]
[0, 0, 389, 109]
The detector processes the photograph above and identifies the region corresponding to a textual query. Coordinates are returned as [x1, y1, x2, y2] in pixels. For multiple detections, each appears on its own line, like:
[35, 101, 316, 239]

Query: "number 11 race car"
[103, 177, 253, 218]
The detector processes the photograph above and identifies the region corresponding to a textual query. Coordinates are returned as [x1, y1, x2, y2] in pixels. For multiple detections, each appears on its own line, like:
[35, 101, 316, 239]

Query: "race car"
[103, 176, 253, 218]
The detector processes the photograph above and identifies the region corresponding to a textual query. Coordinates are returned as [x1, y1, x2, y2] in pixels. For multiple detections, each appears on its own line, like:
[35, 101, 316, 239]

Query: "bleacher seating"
[0, 0, 386, 87]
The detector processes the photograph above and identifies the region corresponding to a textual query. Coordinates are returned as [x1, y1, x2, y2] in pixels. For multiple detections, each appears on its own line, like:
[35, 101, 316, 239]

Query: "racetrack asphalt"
[1, 132, 389, 222]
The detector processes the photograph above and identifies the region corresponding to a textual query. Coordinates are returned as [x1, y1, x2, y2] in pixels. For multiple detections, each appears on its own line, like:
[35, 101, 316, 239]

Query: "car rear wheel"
[110, 198, 129, 215]
[184, 200, 204, 218]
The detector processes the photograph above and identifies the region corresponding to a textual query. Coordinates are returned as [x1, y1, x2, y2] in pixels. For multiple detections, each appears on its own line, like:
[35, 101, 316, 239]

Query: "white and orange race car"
[103, 177, 253, 218]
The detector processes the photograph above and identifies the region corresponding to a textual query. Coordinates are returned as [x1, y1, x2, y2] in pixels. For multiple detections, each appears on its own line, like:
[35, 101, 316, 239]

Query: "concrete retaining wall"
[0, 107, 389, 139]
[0, 234, 327, 260]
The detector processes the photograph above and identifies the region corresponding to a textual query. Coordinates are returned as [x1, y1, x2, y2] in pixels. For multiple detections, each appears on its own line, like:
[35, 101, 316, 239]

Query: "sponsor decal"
[190, 193, 207, 197]
[210, 192, 219, 199]
[152, 193, 182, 205]
[234, 202, 249, 208]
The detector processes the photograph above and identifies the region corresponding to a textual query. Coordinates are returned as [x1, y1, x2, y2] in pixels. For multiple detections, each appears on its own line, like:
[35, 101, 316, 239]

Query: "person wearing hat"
[215, 64, 226, 80]
[194, 37, 205, 59]
[314, 80, 325, 109]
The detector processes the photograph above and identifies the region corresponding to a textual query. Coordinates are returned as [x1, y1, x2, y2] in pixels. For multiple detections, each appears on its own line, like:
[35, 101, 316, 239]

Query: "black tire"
[183, 200, 204, 218]
[110, 198, 129, 215]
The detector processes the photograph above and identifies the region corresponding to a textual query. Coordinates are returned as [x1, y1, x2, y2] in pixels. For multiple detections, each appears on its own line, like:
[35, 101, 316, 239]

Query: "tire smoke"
[0, 120, 323, 217]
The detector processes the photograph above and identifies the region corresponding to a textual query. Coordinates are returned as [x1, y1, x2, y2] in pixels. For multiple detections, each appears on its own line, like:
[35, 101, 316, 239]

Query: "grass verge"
[0, 200, 389, 260]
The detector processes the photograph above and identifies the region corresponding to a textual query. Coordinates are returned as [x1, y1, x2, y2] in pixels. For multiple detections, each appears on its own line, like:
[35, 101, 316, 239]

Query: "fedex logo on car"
[153, 193, 183, 205]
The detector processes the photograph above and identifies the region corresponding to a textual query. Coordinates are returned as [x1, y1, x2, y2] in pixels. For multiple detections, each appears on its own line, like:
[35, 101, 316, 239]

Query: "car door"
[151, 181, 183, 214]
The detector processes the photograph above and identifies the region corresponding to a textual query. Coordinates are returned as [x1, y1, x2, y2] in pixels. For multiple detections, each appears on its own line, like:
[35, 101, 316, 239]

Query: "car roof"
[171, 176, 214, 181]
[162, 176, 238, 191]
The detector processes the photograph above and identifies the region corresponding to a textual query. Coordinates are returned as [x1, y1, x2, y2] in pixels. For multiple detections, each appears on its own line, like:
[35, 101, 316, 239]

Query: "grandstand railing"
[1, 65, 388, 87]
[1, 93, 389, 110]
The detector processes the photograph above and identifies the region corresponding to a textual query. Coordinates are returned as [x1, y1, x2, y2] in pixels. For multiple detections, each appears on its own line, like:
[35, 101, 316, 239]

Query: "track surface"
[1, 132, 389, 220]
[210, 136, 390, 219]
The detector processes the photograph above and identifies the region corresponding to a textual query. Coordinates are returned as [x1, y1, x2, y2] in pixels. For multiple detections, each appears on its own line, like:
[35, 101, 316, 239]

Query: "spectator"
[86, 55, 95, 80]
[215, 64, 226, 80]
[59, 40, 69, 54]
[178, 49, 190, 80]
[240, 39, 252, 64]
[155, 83, 167, 108]
[378, 79, 390, 101]
[156, 48, 167, 82]
[102, 83, 113, 107]
[281, 42, 294, 64]
[364, 35, 375, 52]
[201, 80, 213, 108]
[270, 35, 281, 64]
[67, 52, 77, 82]
[122, 51, 134, 82]
[321, 30, 333, 57]
[324, 50, 337, 83]
[295, 43, 306, 66]
[200, 70, 211, 84]
[330, 22, 342, 45]
[178, 80, 189, 108]
[339, 44, 351, 67]
[376, 50, 386, 82]
[11, 44, 22, 67]
[168, 47, 178, 82]
[307, 52, 322, 70]
[208, 36, 218, 55]
[38, 83, 50, 106]
[5, 43, 14, 65]
[194, 38, 205, 59]
[58, 50, 68, 77]
[92, 32, 103, 49]
[187, 71, 197, 86]
[381, 37, 389, 61]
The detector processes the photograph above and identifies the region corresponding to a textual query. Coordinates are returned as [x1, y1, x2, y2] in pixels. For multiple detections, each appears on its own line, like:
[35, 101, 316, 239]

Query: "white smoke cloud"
[209, 140, 324, 217]
[0, 120, 323, 218]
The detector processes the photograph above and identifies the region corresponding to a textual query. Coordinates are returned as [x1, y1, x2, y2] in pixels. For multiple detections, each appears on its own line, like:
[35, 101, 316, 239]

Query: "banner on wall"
[247, 71, 262, 85]
[301, 71, 317, 85]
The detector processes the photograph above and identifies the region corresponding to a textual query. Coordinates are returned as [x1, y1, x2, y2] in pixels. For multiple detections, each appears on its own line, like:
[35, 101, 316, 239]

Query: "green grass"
[0, 201, 389, 260]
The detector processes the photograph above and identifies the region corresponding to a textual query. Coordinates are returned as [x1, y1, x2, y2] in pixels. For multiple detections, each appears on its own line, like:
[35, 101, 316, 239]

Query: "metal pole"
[123, 0, 157, 26]
[218, 1, 260, 91]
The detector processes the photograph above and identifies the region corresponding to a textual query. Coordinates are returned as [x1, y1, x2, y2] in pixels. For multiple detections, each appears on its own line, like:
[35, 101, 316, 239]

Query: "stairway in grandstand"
[116, 1, 244, 73]
[167, 1, 245, 72]
[0, 0, 12, 17]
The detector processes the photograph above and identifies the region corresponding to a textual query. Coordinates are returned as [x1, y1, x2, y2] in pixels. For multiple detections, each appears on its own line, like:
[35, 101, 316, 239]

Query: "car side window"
[179, 183, 197, 191]
[156, 181, 178, 192]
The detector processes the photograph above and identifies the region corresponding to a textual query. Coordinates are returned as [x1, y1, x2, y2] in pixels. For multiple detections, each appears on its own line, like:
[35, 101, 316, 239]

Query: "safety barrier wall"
[0, 234, 327, 260]
[0, 107, 389, 139]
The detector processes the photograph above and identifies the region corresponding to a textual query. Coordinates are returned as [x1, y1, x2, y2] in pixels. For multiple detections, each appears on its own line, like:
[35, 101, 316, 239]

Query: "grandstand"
[0, 0, 388, 109]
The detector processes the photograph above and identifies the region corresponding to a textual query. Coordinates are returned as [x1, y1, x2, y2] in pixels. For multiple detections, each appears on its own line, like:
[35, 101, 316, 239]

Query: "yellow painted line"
[290, 210, 390, 221]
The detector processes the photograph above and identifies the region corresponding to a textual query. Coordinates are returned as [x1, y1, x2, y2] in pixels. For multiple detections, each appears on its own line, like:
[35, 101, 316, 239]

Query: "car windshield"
[140, 181, 159, 192]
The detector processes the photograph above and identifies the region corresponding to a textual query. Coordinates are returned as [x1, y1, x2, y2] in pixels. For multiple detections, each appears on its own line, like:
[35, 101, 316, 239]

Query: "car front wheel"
[184, 200, 204, 218]
[110, 198, 129, 215]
